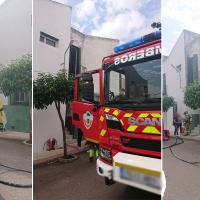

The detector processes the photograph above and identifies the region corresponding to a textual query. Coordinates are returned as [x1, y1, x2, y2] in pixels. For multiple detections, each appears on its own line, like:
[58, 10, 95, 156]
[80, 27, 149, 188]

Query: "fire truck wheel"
[105, 177, 116, 186]
[89, 157, 93, 163]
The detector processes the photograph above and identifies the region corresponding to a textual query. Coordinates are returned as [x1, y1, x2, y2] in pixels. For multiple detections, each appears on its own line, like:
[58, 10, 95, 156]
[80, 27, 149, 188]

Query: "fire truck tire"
[89, 157, 93, 163]
[105, 177, 115, 186]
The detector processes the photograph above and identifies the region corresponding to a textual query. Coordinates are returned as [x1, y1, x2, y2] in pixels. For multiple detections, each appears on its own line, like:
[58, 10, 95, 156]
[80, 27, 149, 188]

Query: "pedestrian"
[77, 129, 83, 149]
[173, 113, 179, 136]
[177, 113, 183, 134]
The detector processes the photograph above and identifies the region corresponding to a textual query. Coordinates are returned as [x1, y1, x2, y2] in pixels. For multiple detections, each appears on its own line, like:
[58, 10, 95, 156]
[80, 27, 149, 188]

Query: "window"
[10, 92, 29, 106]
[163, 73, 167, 95]
[119, 74, 125, 91]
[187, 54, 198, 85]
[69, 45, 81, 75]
[46, 38, 55, 47]
[39, 31, 59, 48]
[40, 36, 44, 42]
[14, 92, 25, 102]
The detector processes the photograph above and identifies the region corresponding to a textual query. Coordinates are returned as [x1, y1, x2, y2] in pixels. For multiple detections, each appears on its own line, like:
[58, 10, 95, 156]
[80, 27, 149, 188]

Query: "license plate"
[120, 168, 161, 189]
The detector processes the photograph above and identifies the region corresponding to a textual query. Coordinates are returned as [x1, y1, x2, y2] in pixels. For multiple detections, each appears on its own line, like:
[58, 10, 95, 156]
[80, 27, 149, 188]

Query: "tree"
[33, 69, 79, 159]
[184, 79, 200, 110]
[163, 96, 175, 112]
[0, 54, 32, 143]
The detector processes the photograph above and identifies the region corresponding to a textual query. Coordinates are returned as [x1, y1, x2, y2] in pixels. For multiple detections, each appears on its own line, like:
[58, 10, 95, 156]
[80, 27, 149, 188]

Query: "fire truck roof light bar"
[113, 30, 161, 53]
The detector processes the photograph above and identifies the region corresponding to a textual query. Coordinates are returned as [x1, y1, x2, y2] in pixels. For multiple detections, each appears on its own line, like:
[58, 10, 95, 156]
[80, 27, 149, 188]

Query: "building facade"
[0, 0, 32, 132]
[163, 30, 200, 135]
[33, 0, 119, 153]
[33, 0, 72, 153]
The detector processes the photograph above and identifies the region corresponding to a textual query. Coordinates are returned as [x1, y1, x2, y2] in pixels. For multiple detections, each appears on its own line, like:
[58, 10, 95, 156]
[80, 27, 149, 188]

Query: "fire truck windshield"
[104, 58, 161, 104]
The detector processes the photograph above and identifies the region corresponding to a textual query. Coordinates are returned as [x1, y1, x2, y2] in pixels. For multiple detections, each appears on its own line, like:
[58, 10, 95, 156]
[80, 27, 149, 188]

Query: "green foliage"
[163, 96, 175, 112]
[116, 91, 125, 100]
[33, 69, 77, 109]
[0, 54, 32, 96]
[33, 69, 81, 158]
[184, 79, 200, 110]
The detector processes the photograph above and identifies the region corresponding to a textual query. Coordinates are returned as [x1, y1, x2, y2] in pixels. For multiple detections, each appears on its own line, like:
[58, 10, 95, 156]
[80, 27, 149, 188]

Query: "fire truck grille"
[120, 136, 161, 152]
[106, 120, 124, 131]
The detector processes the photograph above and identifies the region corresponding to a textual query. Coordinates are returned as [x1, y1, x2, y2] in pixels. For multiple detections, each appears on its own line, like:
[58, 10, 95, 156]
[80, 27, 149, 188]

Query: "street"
[0, 138, 32, 200]
[34, 152, 161, 200]
[163, 137, 200, 200]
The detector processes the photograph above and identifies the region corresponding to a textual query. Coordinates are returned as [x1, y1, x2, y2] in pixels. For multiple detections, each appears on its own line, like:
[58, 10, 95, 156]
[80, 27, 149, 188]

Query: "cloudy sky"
[54, 0, 160, 44]
[0, 0, 160, 44]
[163, 0, 200, 56]
[0, 0, 5, 5]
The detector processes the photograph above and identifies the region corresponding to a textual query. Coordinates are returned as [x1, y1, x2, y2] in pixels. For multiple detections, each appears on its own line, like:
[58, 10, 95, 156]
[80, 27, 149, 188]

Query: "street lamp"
[171, 64, 181, 88]
[63, 39, 79, 69]
[151, 22, 161, 30]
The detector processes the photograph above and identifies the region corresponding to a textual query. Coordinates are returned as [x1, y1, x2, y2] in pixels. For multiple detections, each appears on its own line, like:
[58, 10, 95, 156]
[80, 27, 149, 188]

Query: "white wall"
[71, 28, 119, 94]
[163, 31, 187, 132]
[163, 30, 200, 133]
[33, 0, 72, 153]
[185, 34, 200, 115]
[0, 0, 32, 105]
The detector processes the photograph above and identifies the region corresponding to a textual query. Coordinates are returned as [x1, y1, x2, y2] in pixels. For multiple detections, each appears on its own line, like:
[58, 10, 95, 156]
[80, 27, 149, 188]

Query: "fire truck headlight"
[105, 114, 119, 121]
[99, 146, 112, 163]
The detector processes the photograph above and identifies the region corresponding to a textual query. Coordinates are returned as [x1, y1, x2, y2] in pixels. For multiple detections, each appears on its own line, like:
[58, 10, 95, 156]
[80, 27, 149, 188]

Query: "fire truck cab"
[72, 30, 165, 195]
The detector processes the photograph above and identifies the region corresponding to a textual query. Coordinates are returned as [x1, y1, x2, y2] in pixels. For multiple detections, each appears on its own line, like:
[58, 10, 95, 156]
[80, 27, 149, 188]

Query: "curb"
[58, 155, 78, 163]
[0, 136, 29, 142]
[23, 140, 32, 147]
[33, 146, 89, 166]
[170, 135, 200, 141]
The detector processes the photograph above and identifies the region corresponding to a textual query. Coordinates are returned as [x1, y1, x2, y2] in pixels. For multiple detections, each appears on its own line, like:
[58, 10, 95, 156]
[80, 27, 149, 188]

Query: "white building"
[163, 29, 200, 135]
[33, 0, 72, 153]
[33, 0, 119, 153]
[0, 0, 32, 132]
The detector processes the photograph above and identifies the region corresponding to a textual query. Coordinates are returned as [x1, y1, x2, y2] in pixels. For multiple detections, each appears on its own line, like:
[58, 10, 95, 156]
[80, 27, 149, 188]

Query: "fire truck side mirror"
[82, 82, 94, 102]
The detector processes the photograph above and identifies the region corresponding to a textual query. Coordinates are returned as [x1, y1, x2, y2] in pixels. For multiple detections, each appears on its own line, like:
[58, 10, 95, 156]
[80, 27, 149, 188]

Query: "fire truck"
[72, 30, 164, 195]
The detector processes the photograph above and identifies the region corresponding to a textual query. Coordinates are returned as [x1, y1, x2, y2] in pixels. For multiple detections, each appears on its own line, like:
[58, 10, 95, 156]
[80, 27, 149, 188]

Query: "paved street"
[34, 152, 161, 200]
[0, 138, 32, 200]
[163, 137, 200, 200]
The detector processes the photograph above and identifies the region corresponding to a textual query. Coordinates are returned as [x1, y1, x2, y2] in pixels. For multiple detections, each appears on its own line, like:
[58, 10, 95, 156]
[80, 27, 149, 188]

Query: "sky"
[0, 0, 160, 44]
[163, 0, 200, 56]
[54, 0, 161, 44]
[2, 0, 200, 56]
[0, 0, 5, 5]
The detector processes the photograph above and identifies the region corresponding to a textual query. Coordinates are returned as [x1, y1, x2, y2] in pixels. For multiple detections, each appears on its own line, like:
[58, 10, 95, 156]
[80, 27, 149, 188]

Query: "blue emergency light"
[114, 30, 161, 53]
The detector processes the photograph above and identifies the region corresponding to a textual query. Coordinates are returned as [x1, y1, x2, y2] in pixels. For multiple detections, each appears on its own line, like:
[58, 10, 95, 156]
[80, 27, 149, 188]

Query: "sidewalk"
[170, 132, 200, 141]
[0, 130, 29, 141]
[33, 140, 89, 165]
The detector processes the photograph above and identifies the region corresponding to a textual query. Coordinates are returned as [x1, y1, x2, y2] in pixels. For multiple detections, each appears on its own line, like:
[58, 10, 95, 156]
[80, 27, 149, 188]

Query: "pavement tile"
[33, 140, 89, 165]
[0, 131, 29, 140]
[170, 132, 200, 141]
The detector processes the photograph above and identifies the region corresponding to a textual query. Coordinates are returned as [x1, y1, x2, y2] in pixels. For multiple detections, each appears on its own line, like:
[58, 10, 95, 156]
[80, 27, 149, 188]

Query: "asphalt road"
[0, 138, 32, 200]
[163, 137, 200, 200]
[34, 152, 161, 200]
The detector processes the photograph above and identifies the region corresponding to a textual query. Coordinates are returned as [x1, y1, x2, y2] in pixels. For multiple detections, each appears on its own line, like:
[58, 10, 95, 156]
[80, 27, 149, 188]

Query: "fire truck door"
[72, 101, 100, 143]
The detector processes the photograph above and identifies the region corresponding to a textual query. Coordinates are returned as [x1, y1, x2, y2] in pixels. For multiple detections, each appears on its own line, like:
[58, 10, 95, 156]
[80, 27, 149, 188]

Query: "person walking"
[173, 113, 179, 136]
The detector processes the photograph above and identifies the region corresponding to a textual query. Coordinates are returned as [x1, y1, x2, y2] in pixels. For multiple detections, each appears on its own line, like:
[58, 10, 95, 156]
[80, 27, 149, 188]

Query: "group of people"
[173, 111, 191, 136]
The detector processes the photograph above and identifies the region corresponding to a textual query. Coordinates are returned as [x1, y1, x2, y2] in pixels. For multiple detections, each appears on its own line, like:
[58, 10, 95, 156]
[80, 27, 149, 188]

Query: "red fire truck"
[72, 30, 164, 195]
